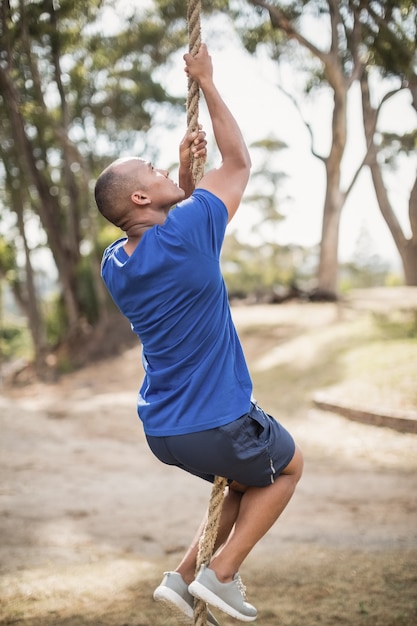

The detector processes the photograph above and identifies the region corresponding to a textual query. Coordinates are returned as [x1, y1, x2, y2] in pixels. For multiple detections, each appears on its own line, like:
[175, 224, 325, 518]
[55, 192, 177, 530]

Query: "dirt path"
[1, 302, 417, 625]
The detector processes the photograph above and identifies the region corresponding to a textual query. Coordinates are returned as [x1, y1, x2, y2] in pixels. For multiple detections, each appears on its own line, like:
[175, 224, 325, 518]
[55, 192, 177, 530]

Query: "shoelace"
[235, 574, 247, 599]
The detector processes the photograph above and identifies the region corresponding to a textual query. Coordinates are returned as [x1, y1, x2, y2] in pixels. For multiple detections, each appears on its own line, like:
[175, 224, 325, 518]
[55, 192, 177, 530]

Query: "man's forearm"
[178, 128, 207, 198]
[200, 79, 251, 170]
[178, 164, 195, 199]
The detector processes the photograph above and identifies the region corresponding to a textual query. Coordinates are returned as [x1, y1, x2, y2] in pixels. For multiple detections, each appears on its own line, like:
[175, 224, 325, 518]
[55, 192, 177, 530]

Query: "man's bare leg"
[208, 446, 303, 581]
[176, 485, 243, 584]
[176, 446, 303, 585]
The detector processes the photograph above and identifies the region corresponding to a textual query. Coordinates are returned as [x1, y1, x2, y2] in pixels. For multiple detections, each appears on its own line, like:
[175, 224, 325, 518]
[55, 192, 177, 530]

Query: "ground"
[1, 295, 417, 626]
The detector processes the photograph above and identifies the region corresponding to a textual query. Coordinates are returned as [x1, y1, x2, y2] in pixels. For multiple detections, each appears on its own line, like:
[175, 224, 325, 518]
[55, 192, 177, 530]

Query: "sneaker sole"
[189, 580, 257, 622]
[153, 586, 193, 623]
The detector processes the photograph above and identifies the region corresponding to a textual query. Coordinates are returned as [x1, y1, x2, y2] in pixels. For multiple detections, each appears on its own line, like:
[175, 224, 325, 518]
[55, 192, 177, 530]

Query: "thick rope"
[187, 0, 205, 184]
[193, 475, 228, 626]
[186, 3, 226, 624]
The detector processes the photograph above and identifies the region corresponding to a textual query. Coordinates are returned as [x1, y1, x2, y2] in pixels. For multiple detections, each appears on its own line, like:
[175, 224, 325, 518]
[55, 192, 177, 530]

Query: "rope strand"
[193, 476, 227, 626]
[186, 3, 226, 624]
[187, 0, 205, 184]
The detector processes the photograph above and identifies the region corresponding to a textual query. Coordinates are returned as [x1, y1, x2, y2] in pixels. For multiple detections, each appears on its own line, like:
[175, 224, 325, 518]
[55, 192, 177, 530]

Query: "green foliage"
[379, 129, 417, 166]
[43, 293, 68, 347]
[2, 0, 416, 374]
[340, 258, 391, 291]
[372, 308, 417, 340]
[0, 0, 201, 370]
[221, 233, 316, 299]
[385, 272, 404, 287]
[362, 0, 416, 80]
[0, 237, 16, 278]
[96, 223, 124, 257]
[75, 257, 100, 325]
[244, 135, 289, 234]
[339, 226, 392, 291]
[0, 322, 32, 361]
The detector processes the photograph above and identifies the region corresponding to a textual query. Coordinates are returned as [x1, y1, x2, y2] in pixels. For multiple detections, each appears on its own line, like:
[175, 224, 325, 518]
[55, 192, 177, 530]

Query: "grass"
[241, 306, 417, 418]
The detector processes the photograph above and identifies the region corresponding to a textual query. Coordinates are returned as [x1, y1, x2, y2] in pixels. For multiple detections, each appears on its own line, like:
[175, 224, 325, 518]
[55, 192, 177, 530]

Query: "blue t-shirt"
[101, 188, 252, 436]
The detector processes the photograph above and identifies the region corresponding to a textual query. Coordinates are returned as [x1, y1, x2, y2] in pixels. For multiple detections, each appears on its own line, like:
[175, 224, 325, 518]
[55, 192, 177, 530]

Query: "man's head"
[94, 157, 185, 231]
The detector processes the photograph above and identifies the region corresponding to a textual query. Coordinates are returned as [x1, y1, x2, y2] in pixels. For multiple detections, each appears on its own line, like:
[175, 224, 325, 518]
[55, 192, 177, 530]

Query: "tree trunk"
[14, 198, 50, 378]
[360, 71, 417, 286]
[369, 155, 417, 286]
[316, 77, 348, 298]
[248, 0, 361, 300]
[0, 63, 81, 329]
[317, 171, 343, 296]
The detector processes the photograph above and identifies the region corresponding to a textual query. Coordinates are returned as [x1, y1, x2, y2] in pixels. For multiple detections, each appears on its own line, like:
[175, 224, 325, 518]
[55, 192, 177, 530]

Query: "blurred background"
[1, 0, 416, 381]
[1, 4, 417, 625]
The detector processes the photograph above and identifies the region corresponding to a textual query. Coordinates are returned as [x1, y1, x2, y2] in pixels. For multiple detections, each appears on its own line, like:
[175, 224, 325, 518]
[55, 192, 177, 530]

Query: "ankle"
[176, 567, 194, 585]
[207, 563, 234, 584]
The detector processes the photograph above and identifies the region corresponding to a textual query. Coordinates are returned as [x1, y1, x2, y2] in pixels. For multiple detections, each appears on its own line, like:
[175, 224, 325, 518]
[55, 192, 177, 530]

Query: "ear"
[131, 191, 151, 207]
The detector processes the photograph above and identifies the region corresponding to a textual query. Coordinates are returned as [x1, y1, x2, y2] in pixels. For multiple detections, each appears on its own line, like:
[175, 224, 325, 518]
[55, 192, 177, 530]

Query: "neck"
[122, 205, 172, 255]
[121, 223, 146, 256]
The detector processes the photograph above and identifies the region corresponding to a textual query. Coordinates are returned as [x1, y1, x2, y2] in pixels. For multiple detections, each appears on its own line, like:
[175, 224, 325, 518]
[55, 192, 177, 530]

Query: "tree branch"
[275, 83, 326, 163]
[249, 0, 330, 64]
[328, 0, 341, 54]
[343, 81, 407, 203]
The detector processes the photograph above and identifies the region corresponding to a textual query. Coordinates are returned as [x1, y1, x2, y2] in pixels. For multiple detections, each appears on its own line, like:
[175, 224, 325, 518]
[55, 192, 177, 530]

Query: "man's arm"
[183, 44, 251, 222]
[178, 127, 207, 199]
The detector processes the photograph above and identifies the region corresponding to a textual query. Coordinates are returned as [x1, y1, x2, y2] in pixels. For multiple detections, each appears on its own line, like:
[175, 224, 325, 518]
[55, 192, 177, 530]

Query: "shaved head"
[94, 157, 147, 228]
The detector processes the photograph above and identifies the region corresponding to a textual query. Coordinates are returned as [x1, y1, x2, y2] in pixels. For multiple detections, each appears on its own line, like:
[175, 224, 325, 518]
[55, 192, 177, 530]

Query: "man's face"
[136, 158, 185, 209]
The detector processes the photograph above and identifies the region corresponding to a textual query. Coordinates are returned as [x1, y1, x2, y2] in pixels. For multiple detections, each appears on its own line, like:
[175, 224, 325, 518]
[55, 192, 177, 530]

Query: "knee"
[228, 481, 247, 495]
[295, 446, 304, 482]
[284, 445, 303, 483]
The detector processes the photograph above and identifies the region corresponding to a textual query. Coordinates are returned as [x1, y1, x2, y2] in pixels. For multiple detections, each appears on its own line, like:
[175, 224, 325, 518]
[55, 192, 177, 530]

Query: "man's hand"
[179, 125, 207, 171]
[183, 43, 213, 87]
[183, 43, 250, 222]
[178, 125, 207, 199]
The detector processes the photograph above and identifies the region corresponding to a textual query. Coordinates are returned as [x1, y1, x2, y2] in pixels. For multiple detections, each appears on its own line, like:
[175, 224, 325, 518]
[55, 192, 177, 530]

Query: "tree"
[359, 0, 417, 285]
[235, 0, 367, 298]
[0, 0, 187, 375]
[215, 0, 415, 295]
[242, 137, 289, 240]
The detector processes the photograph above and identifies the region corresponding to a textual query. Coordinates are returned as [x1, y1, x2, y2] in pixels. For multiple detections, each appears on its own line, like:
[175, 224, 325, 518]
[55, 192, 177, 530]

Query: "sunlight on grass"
[237, 304, 417, 417]
[0, 557, 156, 625]
[338, 338, 417, 411]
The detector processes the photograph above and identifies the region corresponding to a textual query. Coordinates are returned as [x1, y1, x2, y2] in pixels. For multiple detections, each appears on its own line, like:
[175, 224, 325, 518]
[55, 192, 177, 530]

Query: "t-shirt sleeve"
[101, 237, 128, 274]
[166, 189, 228, 259]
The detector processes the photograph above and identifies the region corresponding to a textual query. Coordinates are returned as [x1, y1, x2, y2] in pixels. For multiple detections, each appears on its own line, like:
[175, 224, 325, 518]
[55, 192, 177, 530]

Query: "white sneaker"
[189, 565, 257, 622]
[153, 571, 220, 626]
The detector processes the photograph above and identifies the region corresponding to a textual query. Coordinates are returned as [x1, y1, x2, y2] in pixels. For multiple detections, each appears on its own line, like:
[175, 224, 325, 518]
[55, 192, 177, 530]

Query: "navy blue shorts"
[146, 402, 295, 488]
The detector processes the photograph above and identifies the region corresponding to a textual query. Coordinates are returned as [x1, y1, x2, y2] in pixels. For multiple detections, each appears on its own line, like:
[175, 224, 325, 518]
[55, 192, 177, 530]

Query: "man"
[95, 44, 303, 624]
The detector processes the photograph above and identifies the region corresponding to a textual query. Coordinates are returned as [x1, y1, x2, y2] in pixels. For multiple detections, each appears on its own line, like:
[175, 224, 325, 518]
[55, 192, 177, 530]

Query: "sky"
[132, 8, 416, 270]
